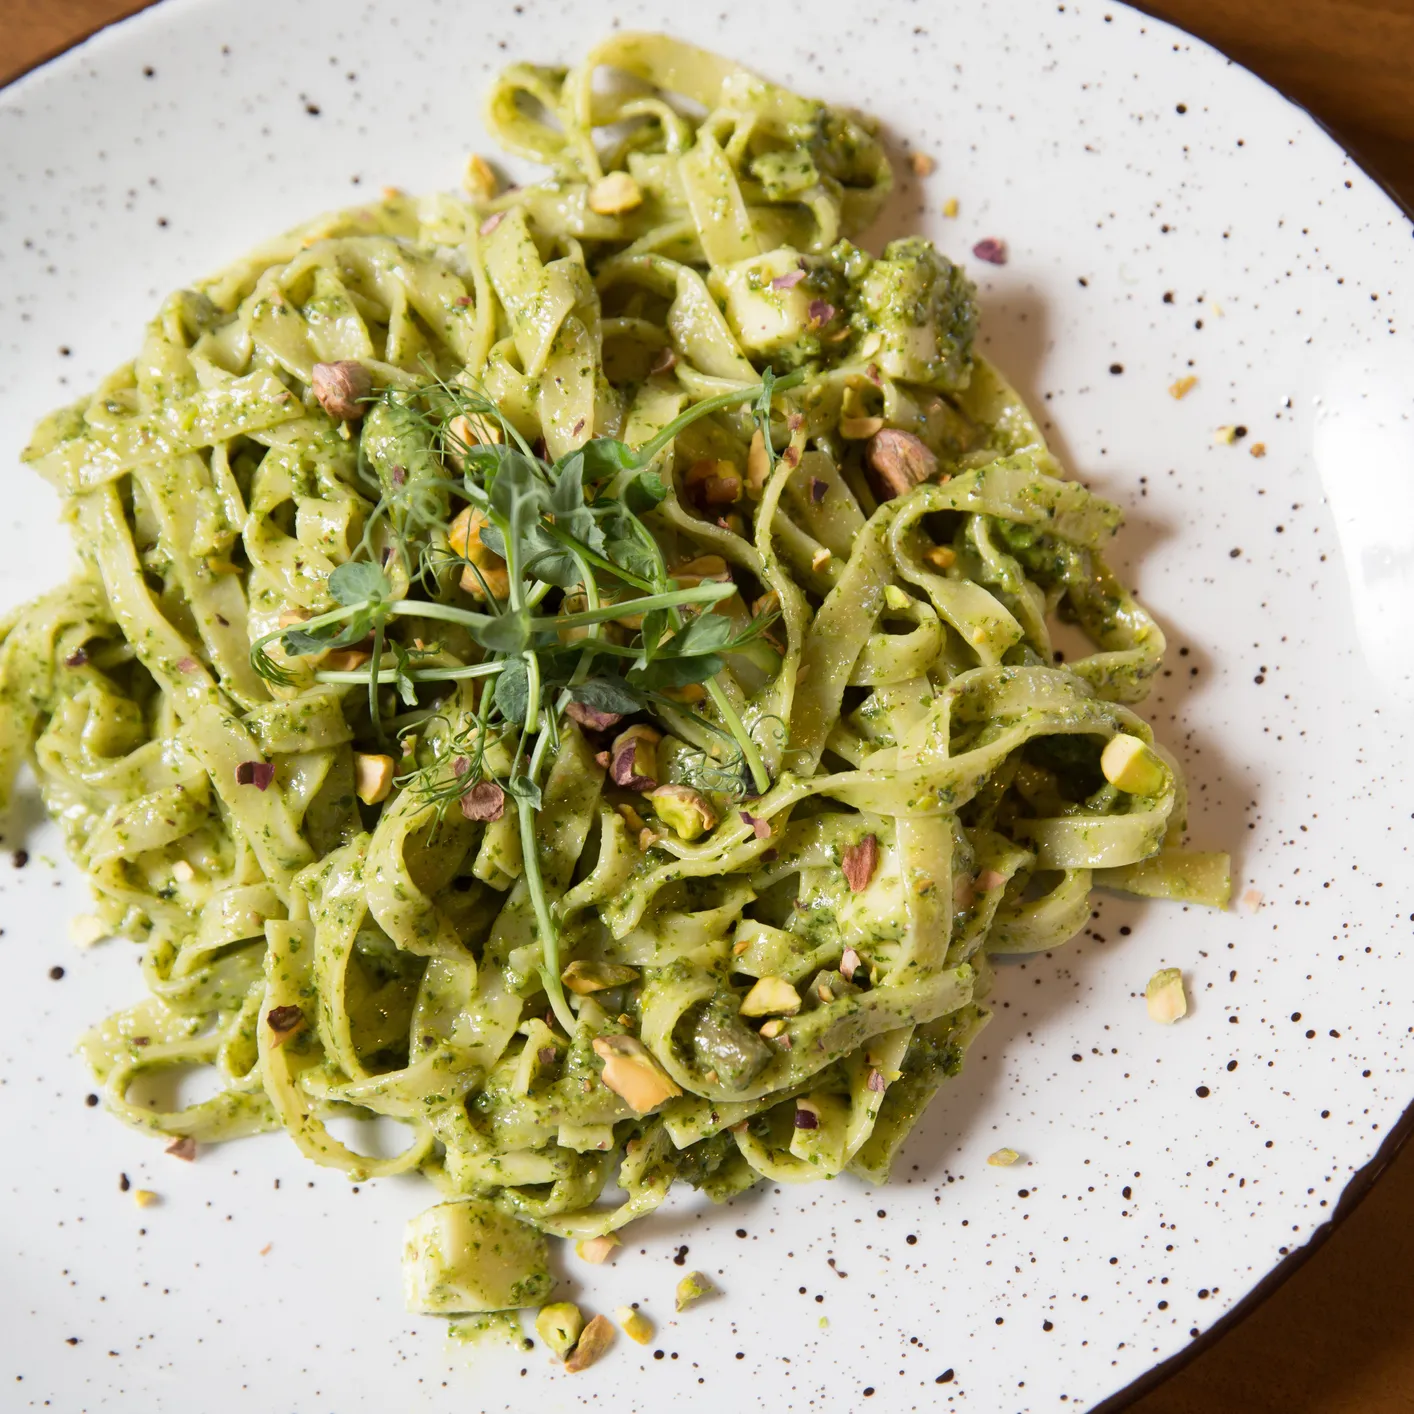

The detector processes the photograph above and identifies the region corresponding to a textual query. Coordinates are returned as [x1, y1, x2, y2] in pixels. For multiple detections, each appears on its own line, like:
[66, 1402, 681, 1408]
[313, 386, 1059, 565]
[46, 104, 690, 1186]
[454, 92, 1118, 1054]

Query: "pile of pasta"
[0, 33, 1226, 1314]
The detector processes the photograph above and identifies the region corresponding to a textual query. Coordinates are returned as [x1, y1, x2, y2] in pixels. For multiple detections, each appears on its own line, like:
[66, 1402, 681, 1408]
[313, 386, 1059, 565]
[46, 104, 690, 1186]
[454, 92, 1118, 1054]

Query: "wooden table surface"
[4, 2, 1413, 1411]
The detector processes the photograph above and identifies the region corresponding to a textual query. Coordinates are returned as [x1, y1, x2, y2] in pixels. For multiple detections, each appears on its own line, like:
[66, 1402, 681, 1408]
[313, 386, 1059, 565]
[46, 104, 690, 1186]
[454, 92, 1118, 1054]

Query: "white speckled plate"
[2, 2, 1411, 1410]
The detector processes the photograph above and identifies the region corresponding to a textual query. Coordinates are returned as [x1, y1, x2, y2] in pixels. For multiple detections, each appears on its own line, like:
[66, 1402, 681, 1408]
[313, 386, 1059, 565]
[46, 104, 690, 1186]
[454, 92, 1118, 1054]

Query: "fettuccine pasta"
[0, 33, 1227, 1326]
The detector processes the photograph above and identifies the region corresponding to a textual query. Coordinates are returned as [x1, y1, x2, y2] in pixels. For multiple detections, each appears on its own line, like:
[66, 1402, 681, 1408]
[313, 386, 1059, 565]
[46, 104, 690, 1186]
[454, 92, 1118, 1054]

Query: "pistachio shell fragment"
[564, 1312, 615, 1372]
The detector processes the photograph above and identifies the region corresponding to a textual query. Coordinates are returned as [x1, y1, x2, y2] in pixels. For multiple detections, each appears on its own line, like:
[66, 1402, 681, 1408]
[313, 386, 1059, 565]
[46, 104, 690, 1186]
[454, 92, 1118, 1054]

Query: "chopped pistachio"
[616, 1305, 654, 1344]
[1213, 424, 1239, 445]
[323, 648, 371, 672]
[1250, 441, 1267, 458]
[758, 1017, 787, 1039]
[564, 1312, 616, 1372]
[746, 428, 771, 498]
[675, 1271, 717, 1311]
[575, 1233, 620, 1264]
[446, 412, 502, 461]
[662, 683, 707, 705]
[354, 752, 396, 806]
[650, 784, 718, 841]
[69, 913, 107, 948]
[587, 171, 643, 215]
[1145, 967, 1188, 1024]
[133, 1188, 160, 1207]
[170, 859, 195, 883]
[561, 959, 640, 995]
[1100, 733, 1166, 795]
[591, 1035, 682, 1112]
[810, 546, 833, 572]
[987, 1148, 1020, 1167]
[751, 589, 780, 619]
[924, 544, 957, 570]
[841, 834, 879, 892]
[883, 584, 912, 611]
[909, 150, 936, 177]
[609, 724, 661, 791]
[462, 152, 497, 201]
[942, 196, 960, 218]
[535, 1301, 584, 1358]
[667, 553, 729, 586]
[447, 505, 510, 599]
[867, 428, 938, 499]
[1168, 375, 1197, 400]
[739, 975, 802, 1017]
[311, 361, 372, 421]
[684, 458, 742, 507]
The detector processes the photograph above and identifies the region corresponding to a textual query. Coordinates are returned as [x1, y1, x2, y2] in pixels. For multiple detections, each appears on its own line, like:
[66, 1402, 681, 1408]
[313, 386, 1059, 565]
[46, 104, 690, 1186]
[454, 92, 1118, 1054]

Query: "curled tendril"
[673, 751, 754, 801]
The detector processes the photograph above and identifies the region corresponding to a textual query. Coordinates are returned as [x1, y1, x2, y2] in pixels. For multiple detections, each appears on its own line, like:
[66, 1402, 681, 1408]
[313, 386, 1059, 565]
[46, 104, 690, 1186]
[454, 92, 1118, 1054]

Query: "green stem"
[633, 514, 773, 796]
[554, 583, 732, 629]
[315, 661, 505, 687]
[704, 677, 771, 796]
[369, 620, 387, 742]
[519, 711, 576, 1034]
[522, 650, 541, 733]
[386, 581, 732, 634]
[633, 367, 806, 467]
[567, 550, 601, 690]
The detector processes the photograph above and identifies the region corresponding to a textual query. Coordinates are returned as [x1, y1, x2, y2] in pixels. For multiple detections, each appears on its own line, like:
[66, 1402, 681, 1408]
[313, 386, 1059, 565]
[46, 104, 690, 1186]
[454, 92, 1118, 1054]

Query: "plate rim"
[3, 3, 1411, 1409]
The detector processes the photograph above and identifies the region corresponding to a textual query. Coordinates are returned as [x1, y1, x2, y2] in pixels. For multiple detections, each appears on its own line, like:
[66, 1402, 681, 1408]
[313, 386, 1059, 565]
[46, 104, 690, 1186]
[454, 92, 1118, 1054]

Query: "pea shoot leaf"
[506, 774, 543, 811]
[390, 641, 420, 706]
[280, 611, 374, 657]
[494, 657, 530, 727]
[622, 468, 668, 514]
[629, 653, 725, 690]
[475, 608, 531, 656]
[674, 612, 735, 656]
[570, 677, 642, 715]
[578, 437, 638, 481]
[328, 561, 391, 606]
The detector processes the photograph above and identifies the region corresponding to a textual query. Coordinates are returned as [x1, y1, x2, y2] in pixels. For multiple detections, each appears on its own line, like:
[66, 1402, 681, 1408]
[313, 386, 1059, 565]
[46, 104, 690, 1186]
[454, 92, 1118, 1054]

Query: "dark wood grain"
[2, 3, 1412, 1412]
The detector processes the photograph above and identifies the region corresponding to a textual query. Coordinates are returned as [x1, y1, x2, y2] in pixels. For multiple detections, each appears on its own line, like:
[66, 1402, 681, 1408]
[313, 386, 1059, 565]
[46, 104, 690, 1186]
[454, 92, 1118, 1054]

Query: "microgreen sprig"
[250, 363, 804, 1027]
